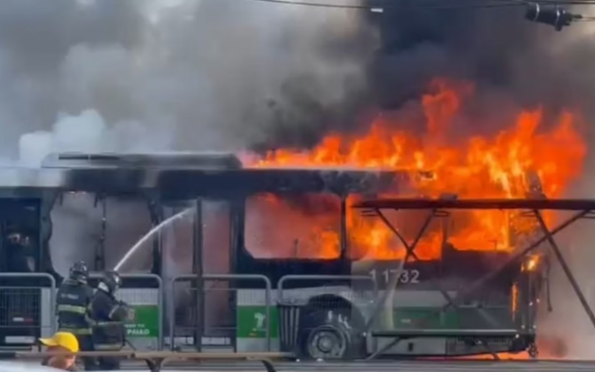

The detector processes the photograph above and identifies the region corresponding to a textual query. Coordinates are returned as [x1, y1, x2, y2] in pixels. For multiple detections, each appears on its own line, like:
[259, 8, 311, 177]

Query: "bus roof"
[41, 152, 243, 170]
[0, 152, 414, 199]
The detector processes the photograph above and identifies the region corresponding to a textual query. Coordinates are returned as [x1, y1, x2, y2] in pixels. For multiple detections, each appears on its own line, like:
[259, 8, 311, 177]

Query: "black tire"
[298, 308, 363, 360]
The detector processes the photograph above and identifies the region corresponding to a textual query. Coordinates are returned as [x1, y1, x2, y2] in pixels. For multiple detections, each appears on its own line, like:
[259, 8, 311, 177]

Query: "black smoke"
[262, 3, 595, 148]
[369, 4, 595, 134]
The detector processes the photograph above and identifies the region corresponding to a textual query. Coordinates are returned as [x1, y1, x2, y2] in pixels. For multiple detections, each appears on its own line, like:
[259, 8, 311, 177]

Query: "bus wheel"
[305, 323, 349, 360]
[299, 308, 356, 360]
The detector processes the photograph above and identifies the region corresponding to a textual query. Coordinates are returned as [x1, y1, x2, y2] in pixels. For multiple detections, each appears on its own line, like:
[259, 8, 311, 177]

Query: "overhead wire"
[240, 0, 595, 25]
[237, 0, 371, 9]
[510, 0, 595, 3]
[243, 0, 526, 11]
[243, 0, 595, 10]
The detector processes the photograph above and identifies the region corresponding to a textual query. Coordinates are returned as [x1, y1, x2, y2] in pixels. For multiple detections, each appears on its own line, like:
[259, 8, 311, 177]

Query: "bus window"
[202, 200, 231, 275]
[347, 196, 443, 261]
[103, 198, 153, 272]
[244, 193, 341, 259]
[50, 194, 153, 275]
[0, 199, 41, 273]
[446, 209, 515, 253]
[5, 232, 36, 272]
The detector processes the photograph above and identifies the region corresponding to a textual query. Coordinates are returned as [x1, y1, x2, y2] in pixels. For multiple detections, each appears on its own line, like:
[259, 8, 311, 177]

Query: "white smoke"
[18, 109, 172, 168]
[535, 167, 595, 359]
[13, 0, 373, 157]
[0, 0, 374, 284]
[9, 0, 373, 161]
[17, 109, 165, 278]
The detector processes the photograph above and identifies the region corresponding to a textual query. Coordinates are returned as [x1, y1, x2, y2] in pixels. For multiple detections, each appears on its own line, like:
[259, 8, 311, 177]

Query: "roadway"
[11, 357, 595, 371]
[118, 360, 595, 371]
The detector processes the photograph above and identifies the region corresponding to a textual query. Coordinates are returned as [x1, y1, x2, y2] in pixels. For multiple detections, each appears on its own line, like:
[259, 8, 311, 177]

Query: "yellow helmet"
[39, 332, 79, 353]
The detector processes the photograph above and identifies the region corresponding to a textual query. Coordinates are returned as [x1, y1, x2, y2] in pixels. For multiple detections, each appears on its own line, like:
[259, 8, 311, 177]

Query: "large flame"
[245, 79, 587, 260]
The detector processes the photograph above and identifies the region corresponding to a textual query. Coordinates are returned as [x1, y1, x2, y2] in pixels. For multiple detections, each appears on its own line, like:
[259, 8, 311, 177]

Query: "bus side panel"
[235, 286, 365, 353]
[117, 288, 160, 351]
[236, 289, 279, 352]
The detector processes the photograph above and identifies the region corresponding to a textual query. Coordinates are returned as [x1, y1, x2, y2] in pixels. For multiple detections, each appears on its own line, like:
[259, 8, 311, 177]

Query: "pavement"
[121, 360, 595, 372]
[7, 357, 595, 371]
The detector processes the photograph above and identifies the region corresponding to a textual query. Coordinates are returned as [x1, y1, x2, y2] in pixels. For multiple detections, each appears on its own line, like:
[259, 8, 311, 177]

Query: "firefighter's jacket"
[89, 289, 129, 350]
[56, 279, 95, 335]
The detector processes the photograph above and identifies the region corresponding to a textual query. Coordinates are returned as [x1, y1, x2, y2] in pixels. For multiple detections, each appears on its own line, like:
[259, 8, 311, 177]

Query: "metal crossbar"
[353, 198, 595, 360]
[371, 328, 523, 338]
[364, 209, 473, 332]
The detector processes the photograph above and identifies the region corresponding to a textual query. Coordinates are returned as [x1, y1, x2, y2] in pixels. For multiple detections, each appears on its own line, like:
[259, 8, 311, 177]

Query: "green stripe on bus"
[237, 306, 279, 339]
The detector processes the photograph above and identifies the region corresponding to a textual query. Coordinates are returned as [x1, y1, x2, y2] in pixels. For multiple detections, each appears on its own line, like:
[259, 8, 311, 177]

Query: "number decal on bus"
[369, 268, 421, 285]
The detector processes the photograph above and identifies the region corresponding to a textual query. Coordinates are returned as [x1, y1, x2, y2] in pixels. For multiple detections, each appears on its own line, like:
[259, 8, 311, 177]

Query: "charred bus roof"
[0, 152, 414, 199]
[41, 152, 243, 170]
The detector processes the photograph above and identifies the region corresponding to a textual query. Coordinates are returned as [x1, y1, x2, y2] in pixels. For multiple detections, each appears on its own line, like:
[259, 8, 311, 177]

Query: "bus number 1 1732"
[369, 268, 420, 285]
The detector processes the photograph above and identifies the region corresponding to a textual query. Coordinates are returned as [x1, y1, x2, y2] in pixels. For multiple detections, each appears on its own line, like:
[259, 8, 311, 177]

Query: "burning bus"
[0, 151, 553, 360]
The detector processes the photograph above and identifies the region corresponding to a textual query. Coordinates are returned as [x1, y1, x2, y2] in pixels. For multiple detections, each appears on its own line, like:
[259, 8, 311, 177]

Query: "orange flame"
[245, 78, 587, 260]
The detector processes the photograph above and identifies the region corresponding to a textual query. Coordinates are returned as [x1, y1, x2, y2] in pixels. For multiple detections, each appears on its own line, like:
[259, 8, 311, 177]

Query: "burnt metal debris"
[353, 197, 595, 360]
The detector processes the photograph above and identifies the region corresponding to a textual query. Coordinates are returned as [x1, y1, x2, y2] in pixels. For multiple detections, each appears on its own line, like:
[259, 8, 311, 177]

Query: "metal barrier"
[0, 273, 56, 348]
[8, 350, 290, 372]
[90, 273, 164, 350]
[169, 274, 272, 352]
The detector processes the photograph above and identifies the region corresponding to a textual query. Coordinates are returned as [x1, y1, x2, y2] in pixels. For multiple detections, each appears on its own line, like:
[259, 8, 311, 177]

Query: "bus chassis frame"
[352, 198, 595, 360]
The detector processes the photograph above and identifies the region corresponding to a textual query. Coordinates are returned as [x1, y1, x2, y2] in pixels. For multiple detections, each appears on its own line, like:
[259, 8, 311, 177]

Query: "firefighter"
[89, 270, 129, 371]
[56, 261, 96, 370]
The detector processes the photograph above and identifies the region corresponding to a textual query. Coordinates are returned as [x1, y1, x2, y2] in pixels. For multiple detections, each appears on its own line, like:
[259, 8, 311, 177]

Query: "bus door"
[200, 199, 233, 349]
[0, 198, 44, 349]
[164, 199, 233, 350]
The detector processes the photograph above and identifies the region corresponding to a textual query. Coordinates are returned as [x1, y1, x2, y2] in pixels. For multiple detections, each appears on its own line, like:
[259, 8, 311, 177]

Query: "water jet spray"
[113, 207, 195, 272]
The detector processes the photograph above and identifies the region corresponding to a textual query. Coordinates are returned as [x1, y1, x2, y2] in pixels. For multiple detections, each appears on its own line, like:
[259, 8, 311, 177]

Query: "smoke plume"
[6, 0, 375, 162]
